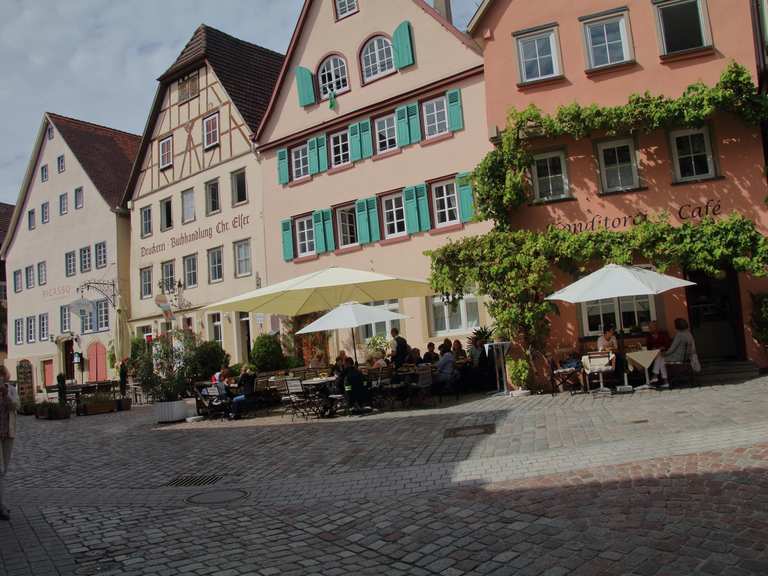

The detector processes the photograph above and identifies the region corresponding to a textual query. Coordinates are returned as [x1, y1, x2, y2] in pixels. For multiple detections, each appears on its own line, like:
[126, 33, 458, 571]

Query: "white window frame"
[234, 239, 252, 278]
[208, 246, 224, 284]
[295, 216, 316, 257]
[597, 139, 639, 193]
[28, 209, 35, 230]
[57, 154, 65, 173]
[79, 246, 91, 273]
[231, 169, 247, 206]
[583, 14, 632, 69]
[13, 270, 21, 293]
[670, 127, 715, 182]
[337, 205, 358, 248]
[330, 130, 351, 167]
[375, 114, 398, 154]
[654, 0, 711, 56]
[140, 267, 153, 299]
[140, 205, 152, 238]
[26, 316, 36, 343]
[41, 165, 48, 182]
[65, 251, 76, 277]
[581, 296, 657, 337]
[96, 300, 109, 331]
[161, 260, 175, 293]
[357, 300, 401, 341]
[159, 136, 173, 169]
[95, 241, 107, 269]
[41, 202, 49, 224]
[37, 261, 47, 286]
[80, 309, 94, 333]
[516, 28, 561, 83]
[61, 305, 71, 333]
[422, 96, 449, 140]
[59, 192, 68, 215]
[208, 312, 223, 344]
[430, 294, 481, 336]
[39, 313, 49, 341]
[183, 254, 198, 289]
[74, 187, 84, 209]
[14, 319, 23, 345]
[531, 150, 569, 201]
[292, 144, 310, 180]
[181, 189, 195, 224]
[361, 36, 395, 82]
[335, 0, 358, 19]
[25, 266, 34, 289]
[205, 179, 221, 216]
[203, 112, 219, 149]
[382, 192, 407, 239]
[432, 180, 460, 228]
[160, 197, 173, 231]
[318, 56, 350, 100]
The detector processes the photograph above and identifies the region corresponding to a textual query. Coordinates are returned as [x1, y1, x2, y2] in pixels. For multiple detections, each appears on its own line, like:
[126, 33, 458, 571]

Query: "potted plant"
[115, 360, 132, 411]
[80, 392, 117, 416]
[140, 330, 194, 423]
[35, 401, 72, 420]
[251, 334, 285, 373]
[56, 372, 67, 406]
[505, 358, 531, 397]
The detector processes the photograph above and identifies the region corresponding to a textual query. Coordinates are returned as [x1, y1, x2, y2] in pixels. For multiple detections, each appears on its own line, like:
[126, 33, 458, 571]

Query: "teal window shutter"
[281, 219, 294, 261]
[296, 67, 317, 107]
[356, 199, 371, 244]
[277, 149, 290, 185]
[308, 138, 319, 175]
[359, 119, 373, 159]
[313, 210, 326, 253]
[406, 103, 421, 144]
[393, 21, 415, 70]
[349, 123, 362, 162]
[366, 197, 381, 241]
[317, 134, 328, 172]
[414, 183, 431, 231]
[322, 209, 335, 251]
[395, 106, 410, 147]
[457, 172, 475, 223]
[403, 186, 419, 234]
[447, 89, 464, 132]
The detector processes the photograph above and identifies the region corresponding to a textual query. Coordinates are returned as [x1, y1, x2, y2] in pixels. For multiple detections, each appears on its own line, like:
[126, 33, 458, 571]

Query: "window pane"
[539, 55, 554, 77]
[661, 1, 704, 53]
[465, 299, 480, 328]
[432, 301, 446, 333]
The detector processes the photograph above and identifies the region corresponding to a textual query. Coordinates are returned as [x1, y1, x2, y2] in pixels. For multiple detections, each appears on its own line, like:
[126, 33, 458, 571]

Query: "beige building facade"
[256, 0, 493, 360]
[1, 113, 139, 399]
[123, 26, 283, 364]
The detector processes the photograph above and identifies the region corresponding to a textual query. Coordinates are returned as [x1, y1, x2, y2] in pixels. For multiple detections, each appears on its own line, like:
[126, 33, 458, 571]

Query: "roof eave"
[467, 0, 495, 35]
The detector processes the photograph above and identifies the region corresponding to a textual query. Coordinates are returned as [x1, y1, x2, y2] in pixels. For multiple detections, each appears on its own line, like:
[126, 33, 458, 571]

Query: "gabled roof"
[0, 202, 16, 250]
[121, 25, 284, 207]
[254, 0, 482, 142]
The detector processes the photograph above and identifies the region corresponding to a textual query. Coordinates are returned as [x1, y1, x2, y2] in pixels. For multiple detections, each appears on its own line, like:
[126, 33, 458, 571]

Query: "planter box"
[155, 400, 189, 423]
[116, 398, 132, 411]
[35, 404, 72, 420]
[80, 401, 116, 416]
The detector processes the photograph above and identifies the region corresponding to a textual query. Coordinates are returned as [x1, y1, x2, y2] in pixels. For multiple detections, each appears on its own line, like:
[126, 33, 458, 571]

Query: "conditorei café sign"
[140, 213, 251, 257]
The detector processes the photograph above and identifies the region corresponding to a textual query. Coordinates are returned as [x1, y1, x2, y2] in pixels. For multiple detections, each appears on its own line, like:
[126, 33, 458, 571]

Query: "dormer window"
[361, 36, 394, 82]
[318, 56, 349, 99]
[159, 136, 173, 170]
[335, 0, 358, 19]
[178, 72, 199, 103]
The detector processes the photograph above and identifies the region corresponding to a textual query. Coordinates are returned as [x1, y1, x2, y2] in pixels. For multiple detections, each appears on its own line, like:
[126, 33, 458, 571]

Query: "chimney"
[434, 0, 453, 24]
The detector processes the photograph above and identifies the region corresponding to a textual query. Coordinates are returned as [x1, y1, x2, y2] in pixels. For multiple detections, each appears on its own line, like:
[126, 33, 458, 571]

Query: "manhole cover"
[186, 489, 249, 505]
[444, 424, 495, 439]
[166, 474, 222, 487]
[76, 561, 122, 575]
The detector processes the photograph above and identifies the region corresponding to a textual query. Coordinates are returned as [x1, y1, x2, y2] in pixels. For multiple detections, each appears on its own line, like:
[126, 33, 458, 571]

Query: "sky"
[0, 0, 481, 205]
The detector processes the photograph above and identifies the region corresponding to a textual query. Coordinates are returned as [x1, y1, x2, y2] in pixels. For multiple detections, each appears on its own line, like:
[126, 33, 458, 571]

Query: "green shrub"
[751, 293, 768, 347]
[365, 335, 389, 355]
[192, 341, 230, 381]
[251, 334, 286, 372]
[506, 359, 530, 390]
[228, 363, 243, 378]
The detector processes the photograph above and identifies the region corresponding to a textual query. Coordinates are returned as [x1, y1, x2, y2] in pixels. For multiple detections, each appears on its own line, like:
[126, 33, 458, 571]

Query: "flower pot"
[155, 399, 189, 423]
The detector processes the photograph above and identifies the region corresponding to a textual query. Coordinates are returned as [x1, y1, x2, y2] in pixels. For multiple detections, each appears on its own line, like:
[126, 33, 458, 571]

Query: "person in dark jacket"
[341, 357, 369, 412]
[390, 328, 410, 368]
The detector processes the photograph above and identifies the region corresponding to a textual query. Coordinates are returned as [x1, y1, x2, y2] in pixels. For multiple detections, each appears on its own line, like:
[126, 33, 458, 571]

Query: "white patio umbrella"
[112, 294, 131, 363]
[296, 301, 408, 363]
[205, 267, 434, 316]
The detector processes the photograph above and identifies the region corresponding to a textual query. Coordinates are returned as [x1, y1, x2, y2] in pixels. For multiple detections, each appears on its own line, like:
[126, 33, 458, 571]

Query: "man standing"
[0, 367, 18, 521]
[390, 328, 409, 368]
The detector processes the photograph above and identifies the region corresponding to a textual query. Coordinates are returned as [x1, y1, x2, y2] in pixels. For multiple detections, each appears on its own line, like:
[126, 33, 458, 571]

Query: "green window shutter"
[296, 67, 317, 107]
[281, 219, 294, 262]
[355, 199, 371, 244]
[403, 186, 419, 234]
[447, 89, 464, 132]
[359, 119, 373, 159]
[277, 149, 290, 185]
[395, 106, 410, 147]
[322, 208, 335, 251]
[457, 172, 475, 223]
[366, 197, 381, 242]
[313, 210, 326, 253]
[317, 134, 328, 172]
[308, 138, 319, 175]
[348, 123, 362, 162]
[406, 103, 422, 144]
[414, 183, 431, 231]
[393, 21, 415, 70]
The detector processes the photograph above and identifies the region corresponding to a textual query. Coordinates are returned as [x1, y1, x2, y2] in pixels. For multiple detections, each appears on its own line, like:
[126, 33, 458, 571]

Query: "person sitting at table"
[452, 339, 468, 360]
[230, 366, 256, 420]
[597, 325, 625, 373]
[646, 321, 671, 351]
[309, 351, 325, 369]
[650, 318, 697, 388]
[390, 328, 410, 368]
[371, 351, 388, 369]
[341, 357, 370, 412]
[406, 347, 422, 365]
[215, 367, 231, 400]
[433, 344, 456, 394]
[423, 342, 439, 364]
[332, 351, 348, 375]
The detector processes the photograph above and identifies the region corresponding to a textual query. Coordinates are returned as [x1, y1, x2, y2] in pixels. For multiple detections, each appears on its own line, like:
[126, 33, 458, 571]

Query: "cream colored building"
[1, 113, 139, 399]
[123, 25, 283, 364]
[256, 0, 493, 359]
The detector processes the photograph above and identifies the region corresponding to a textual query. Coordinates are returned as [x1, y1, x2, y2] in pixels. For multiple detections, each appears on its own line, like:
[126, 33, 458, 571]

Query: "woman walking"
[0, 366, 18, 521]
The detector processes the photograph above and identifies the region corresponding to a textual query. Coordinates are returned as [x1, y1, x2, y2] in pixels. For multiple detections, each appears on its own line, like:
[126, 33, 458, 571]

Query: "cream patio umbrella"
[205, 267, 434, 316]
[112, 294, 131, 363]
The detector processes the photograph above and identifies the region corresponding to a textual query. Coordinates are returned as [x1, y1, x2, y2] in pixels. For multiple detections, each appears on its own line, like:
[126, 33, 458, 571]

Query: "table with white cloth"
[625, 349, 661, 386]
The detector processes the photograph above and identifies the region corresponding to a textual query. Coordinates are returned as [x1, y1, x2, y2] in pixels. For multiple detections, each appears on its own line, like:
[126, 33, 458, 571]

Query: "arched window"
[361, 36, 394, 82]
[318, 56, 349, 99]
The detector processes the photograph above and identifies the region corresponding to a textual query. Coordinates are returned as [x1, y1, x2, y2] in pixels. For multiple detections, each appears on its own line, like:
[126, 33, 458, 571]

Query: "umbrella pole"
[351, 328, 358, 365]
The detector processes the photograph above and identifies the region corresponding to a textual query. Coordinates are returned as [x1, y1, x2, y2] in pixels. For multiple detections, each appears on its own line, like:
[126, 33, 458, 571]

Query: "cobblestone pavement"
[3, 379, 768, 575]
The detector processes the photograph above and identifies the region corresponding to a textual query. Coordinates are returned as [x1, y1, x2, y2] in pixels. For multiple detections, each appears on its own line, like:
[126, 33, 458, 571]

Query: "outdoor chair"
[411, 364, 434, 407]
[584, 351, 616, 392]
[281, 378, 311, 420]
[544, 349, 583, 395]
[196, 386, 230, 419]
[666, 342, 696, 388]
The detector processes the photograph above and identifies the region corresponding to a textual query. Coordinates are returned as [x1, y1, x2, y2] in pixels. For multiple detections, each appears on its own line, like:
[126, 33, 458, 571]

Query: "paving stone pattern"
[2, 379, 768, 575]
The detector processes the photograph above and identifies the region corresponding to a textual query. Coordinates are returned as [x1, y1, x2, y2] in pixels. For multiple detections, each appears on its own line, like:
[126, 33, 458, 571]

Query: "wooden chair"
[543, 350, 583, 395]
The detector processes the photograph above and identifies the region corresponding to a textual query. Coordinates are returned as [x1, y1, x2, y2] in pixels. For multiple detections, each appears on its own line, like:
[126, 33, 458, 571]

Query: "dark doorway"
[63, 340, 75, 380]
[685, 268, 745, 360]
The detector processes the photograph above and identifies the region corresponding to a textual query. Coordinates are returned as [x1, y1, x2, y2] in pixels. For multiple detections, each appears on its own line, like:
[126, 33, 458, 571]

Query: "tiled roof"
[47, 113, 141, 209]
[0, 202, 15, 248]
[160, 24, 285, 133]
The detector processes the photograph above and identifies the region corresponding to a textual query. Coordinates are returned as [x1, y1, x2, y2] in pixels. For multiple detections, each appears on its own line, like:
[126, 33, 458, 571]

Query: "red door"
[87, 342, 108, 382]
[42, 360, 54, 387]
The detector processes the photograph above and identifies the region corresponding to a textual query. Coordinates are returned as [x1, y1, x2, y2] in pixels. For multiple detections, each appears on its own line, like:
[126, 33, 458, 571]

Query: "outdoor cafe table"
[301, 376, 337, 388]
[626, 349, 661, 386]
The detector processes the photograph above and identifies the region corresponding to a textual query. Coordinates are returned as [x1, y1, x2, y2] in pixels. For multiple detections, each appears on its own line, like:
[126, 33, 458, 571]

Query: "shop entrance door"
[238, 312, 252, 363]
[685, 269, 744, 360]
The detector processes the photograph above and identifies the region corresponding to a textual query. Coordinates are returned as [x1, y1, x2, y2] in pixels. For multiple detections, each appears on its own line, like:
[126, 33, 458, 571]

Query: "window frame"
[596, 138, 640, 193]
[140, 205, 152, 238]
[294, 215, 316, 257]
[57, 155, 65, 173]
[74, 187, 84, 209]
[25, 265, 34, 289]
[13, 270, 21, 293]
[160, 197, 173, 232]
[581, 296, 657, 337]
[208, 245, 224, 284]
[27, 209, 36, 231]
[95, 241, 107, 269]
[654, 0, 712, 56]
[37, 261, 47, 286]
[178, 72, 200, 103]
[317, 55, 350, 100]
[531, 150, 570, 201]
[291, 143, 311, 180]
[41, 201, 49, 224]
[361, 35, 395, 83]
[375, 113, 398, 154]
[26, 316, 36, 343]
[231, 169, 248, 206]
[183, 254, 198, 289]
[140, 266, 153, 299]
[39, 313, 49, 341]
[59, 192, 68, 215]
[95, 300, 109, 332]
[41, 164, 48, 182]
[203, 112, 220, 150]
[382, 192, 407, 239]
[208, 312, 223, 344]
[65, 251, 76, 277]
[181, 188, 196, 224]
[334, 0, 358, 20]
[47, 125, 54, 140]
[159, 136, 173, 170]
[14, 319, 23, 345]
[430, 294, 481, 336]
[422, 96, 449, 140]
[357, 299, 401, 342]
[516, 27, 561, 83]
[669, 127, 715, 182]
[330, 130, 351, 167]
[583, 13, 633, 70]
[431, 180, 461, 228]
[205, 179, 221, 216]
[336, 205, 358, 248]
[161, 260, 175, 293]
[233, 239, 252, 278]
[79, 246, 92, 273]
